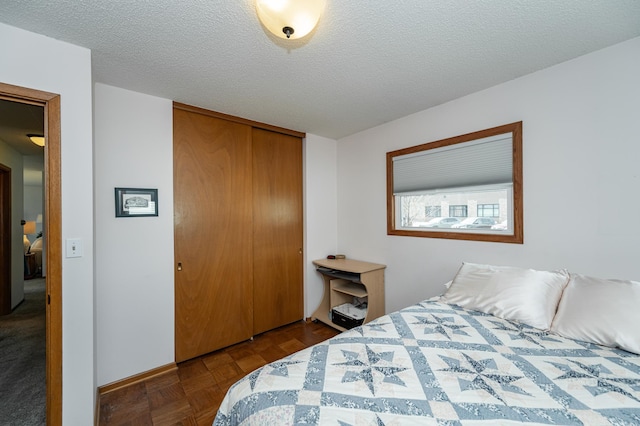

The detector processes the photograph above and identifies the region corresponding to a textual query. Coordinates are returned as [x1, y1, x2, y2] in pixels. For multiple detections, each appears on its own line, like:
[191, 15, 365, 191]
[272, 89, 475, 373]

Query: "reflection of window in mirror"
[386, 122, 522, 244]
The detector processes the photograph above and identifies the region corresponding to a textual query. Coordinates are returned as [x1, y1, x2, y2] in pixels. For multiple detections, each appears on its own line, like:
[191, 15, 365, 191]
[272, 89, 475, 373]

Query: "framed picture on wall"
[115, 187, 158, 217]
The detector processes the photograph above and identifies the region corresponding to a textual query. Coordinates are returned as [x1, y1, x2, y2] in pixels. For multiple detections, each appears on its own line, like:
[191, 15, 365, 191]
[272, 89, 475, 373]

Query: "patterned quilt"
[214, 299, 640, 425]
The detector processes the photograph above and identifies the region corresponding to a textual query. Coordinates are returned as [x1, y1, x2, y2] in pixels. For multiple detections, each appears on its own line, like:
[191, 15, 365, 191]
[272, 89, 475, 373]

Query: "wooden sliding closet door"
[174, 108, 253, 362]
[252, 128, 303, 335]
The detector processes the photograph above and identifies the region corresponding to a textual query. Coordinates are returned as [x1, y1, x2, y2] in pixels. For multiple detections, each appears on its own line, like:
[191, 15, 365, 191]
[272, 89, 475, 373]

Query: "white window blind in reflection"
[393, 133, 513, 194]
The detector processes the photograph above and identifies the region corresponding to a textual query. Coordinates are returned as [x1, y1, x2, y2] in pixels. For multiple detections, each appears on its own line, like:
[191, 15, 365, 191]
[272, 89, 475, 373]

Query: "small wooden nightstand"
[311, 258, 386, 332]
[24, 253, 37, 279]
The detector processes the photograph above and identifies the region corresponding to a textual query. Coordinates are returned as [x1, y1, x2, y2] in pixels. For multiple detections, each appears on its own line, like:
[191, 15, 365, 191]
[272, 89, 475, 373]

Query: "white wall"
[335, 37, 640, 313]
[90, 87, 330, 386]
[94, 83, 175, 386]
[90, 88, 334, 385]
[0, 139, 25, 307]
[24, 186, 43, 233]
[303, 134, 338, 316]
[24, 154, 45, 236]
[0, 23, 94, 424]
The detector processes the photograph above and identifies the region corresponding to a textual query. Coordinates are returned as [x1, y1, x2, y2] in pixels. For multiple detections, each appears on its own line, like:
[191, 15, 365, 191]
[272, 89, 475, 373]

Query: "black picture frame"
[115, 187, 158, 217]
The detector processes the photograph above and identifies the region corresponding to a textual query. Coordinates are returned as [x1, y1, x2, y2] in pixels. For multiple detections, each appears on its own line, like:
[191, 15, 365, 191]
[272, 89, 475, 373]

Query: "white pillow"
[550, 274, 640, 355]
[441, 262, 569, 330]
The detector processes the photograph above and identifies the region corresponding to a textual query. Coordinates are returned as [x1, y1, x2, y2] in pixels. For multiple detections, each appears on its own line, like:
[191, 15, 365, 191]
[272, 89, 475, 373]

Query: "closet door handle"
[177, 262, 183, 271]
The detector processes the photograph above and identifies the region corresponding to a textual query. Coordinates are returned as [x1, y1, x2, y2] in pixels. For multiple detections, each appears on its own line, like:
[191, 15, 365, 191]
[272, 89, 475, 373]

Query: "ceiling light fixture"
[27, 134, 45, 147]
[256, 0, 326, 40]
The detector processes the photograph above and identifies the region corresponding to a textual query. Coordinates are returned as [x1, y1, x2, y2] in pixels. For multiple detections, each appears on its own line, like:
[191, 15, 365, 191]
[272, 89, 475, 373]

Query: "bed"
[214, 263, 640, 425]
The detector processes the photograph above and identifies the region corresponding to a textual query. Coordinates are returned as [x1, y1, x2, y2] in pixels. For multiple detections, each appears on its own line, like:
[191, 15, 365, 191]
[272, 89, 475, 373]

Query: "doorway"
[0, 82, 62, 425]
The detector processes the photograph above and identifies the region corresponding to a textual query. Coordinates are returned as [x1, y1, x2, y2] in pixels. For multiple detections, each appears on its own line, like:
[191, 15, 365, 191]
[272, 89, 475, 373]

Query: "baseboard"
[97, 362, 178, 396]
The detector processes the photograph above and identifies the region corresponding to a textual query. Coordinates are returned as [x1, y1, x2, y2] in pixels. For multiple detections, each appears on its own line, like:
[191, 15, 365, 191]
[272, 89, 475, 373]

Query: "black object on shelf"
[331, 303, 365, 330]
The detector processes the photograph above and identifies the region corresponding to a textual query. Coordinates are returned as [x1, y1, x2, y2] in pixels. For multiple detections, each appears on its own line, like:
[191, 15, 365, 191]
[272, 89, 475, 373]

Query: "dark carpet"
[0, 279, 46, 425]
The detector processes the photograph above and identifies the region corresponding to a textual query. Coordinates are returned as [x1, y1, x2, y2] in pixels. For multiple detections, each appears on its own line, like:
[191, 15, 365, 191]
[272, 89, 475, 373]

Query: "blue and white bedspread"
[214, 299, 640, 425]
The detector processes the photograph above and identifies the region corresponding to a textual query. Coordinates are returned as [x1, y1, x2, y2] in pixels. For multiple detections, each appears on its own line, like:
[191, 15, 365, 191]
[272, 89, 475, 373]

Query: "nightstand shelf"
[332, 281, 368, 298]
[311, 258, 386, 332]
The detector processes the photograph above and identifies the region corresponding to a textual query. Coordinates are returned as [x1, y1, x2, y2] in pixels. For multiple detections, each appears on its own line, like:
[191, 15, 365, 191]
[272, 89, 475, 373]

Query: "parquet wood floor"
[98, 320, 339, 425]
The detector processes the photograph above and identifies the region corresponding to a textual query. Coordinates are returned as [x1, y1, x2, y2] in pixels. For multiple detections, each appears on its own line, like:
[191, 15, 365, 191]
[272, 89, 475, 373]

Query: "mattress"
[214, 299, 640, 425]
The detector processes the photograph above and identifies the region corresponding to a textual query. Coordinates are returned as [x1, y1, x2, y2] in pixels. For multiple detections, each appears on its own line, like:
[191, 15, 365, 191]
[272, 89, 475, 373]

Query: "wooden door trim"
[173, 102, 306, 139]
[0, 82, 62, 426]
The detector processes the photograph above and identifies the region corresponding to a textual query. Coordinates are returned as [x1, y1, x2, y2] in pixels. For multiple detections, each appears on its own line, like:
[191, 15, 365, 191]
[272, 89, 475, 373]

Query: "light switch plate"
[66, 238, 83, 258]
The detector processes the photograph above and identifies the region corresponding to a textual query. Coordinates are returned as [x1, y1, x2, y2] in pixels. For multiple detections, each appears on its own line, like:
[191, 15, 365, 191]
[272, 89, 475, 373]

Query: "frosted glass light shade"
[28, 134, 45, 147]
[256, 0, 326, 40]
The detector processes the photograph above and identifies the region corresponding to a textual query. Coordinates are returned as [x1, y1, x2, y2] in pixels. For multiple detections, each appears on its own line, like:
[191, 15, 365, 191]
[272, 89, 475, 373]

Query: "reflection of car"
[420, 217, 461, 228]
[451, 217, 497, 229]
[491, 220, 508, 230]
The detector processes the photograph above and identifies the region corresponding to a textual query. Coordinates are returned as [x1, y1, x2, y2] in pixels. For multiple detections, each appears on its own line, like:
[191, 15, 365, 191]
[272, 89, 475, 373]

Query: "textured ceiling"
[1, 1, 640, 139]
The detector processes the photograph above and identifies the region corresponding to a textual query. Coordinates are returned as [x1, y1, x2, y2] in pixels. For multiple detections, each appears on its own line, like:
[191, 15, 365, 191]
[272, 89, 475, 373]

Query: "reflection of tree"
[401, 195, 427, 226]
